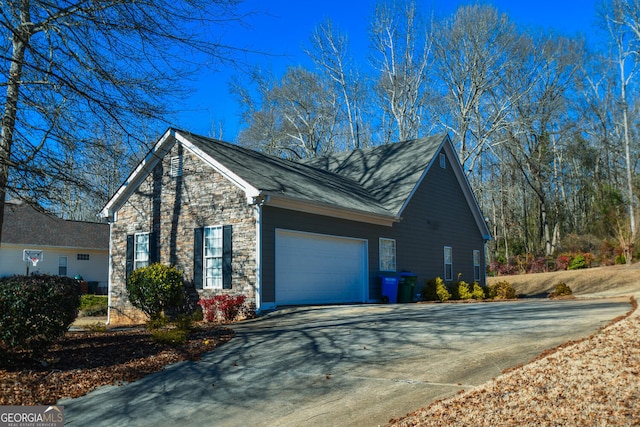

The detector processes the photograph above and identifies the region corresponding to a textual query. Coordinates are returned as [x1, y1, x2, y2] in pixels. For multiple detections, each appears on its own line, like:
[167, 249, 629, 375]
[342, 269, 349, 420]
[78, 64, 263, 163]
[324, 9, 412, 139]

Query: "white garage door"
[275, 230, 368, 305]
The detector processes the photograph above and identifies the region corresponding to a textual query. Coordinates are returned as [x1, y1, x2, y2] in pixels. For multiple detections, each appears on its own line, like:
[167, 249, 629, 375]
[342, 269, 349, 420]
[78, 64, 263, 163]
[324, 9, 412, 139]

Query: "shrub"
[80, 295, 108, 316]
[151, 328, 187, 346]
[456, 281, 473, 300]
[421, 278, 439, 301]
[471, 282, 486, 300]
[435, 277, 451, 302]
[568, 254, 587, 270]
[549, 282, 573, 298]
[555, 254, 571, 271]
[127, 263, 185, 320]
[0, 275, 80, 355]
[447, 282, 459, 300]
[198, 295, 247, 323]
[487, 281, 517, 300]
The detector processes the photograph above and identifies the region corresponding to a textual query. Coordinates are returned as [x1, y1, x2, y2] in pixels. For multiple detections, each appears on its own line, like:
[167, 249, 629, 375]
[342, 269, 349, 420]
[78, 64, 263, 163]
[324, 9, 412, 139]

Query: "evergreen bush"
[549, 282, 573, 298]
[457, 281, 473, 300]
[471, 282, 486, 300]
[487, 281, 517, 300]
[435, 277, 451, 302]
[127, 263, 185, 320]
[0, 275, 80, 355]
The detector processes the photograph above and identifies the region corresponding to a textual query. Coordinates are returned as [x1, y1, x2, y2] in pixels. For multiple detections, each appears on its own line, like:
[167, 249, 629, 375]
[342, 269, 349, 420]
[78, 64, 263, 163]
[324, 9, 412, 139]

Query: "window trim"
[58, 256, 68, 276]
[444, 246, 453, 281]
[204, 225, 223, 290]
[134, 232, 150, 270]
[379, 237, 397, 272]
[473, 250, 481, 281]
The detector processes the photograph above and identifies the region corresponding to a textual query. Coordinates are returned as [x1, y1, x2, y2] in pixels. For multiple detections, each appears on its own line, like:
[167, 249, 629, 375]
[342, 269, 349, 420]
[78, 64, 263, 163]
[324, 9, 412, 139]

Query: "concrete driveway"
[61, 298, 631, 426]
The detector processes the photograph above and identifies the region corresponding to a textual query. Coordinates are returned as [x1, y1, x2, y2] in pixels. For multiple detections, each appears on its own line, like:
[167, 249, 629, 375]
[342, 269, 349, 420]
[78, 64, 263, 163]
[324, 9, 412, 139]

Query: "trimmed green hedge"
[127, 263, 185, 320]
[0, 275, 80, 355]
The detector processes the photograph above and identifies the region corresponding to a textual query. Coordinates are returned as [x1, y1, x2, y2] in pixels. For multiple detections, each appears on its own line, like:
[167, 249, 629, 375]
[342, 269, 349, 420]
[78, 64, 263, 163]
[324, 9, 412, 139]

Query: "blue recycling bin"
[381, 275, 399, 304]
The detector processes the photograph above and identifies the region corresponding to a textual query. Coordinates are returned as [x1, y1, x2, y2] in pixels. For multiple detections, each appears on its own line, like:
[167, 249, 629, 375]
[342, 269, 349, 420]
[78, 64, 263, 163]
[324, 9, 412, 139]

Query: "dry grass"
[488, 263, 640, 298]
[390, 265, 640, 426]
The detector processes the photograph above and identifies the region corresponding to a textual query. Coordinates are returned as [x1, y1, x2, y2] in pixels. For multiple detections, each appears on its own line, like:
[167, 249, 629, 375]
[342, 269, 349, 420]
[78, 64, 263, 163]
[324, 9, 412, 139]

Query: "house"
[101, 128, 491, 325]
[0, 200, 109, 292]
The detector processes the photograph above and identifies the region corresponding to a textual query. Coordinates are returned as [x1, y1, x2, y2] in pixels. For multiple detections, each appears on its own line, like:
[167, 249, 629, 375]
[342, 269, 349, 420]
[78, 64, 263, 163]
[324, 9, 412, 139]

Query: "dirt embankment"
[487, 263, 640, 298]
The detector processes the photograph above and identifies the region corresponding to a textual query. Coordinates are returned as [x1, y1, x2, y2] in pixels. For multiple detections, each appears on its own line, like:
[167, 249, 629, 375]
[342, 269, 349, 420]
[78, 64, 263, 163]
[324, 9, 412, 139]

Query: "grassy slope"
[487, 263, 640, 298]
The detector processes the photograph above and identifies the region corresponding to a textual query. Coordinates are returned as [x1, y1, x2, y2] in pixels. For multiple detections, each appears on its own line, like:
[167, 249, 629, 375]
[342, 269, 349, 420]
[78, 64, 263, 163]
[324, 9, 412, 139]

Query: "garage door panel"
[276, 230, 367, 305]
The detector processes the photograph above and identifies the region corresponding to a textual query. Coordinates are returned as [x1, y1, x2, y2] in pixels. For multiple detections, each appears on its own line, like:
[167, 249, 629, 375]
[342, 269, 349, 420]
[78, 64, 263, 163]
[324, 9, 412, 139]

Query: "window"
[170, 155, 183, 177]
[77, 253, 90, 261]
[444, 246, 453, 281]
[58, 256, 68, 276]
[379, 238, 396, 272]
[439, 153, 446, 169]
[204, 226, 223, 289]
[473, 250, 481, 281]
[134, 232, 150, 270]
[194, 225, 232, 290]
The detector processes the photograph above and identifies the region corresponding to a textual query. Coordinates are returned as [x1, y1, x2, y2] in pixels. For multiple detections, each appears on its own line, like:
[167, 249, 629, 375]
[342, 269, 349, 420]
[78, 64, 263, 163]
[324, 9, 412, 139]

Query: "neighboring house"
[0, 200, 110, 292]
[101, 128, 491, 325]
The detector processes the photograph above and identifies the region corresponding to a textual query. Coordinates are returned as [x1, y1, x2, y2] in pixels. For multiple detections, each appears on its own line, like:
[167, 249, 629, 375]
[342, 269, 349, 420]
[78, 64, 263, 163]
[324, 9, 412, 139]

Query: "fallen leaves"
[0, 325, 234, 406]
[389, 303, 640, 427]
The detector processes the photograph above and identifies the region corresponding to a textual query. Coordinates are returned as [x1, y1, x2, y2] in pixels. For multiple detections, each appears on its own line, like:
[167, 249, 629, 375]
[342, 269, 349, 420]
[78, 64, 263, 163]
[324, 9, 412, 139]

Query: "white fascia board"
[174, 132, 261, 202]
[100, 128, 176, 219]
[265, 194, 397, 227]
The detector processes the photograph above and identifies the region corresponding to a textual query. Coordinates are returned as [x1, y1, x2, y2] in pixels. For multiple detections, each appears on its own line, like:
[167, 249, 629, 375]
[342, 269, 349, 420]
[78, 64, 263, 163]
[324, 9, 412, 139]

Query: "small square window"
[77, 253, 90, 261]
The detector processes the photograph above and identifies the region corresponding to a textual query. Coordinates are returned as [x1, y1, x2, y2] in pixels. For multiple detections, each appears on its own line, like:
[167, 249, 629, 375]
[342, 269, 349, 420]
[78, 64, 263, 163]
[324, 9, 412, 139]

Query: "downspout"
[106, 217, 114, 325]
[251, 194, 269, 312]
[254, 202, 262, 312]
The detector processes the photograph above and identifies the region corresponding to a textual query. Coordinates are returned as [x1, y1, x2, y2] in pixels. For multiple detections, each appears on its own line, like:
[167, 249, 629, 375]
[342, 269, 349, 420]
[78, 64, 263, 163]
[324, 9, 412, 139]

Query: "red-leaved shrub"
[198, 295, 246, 323]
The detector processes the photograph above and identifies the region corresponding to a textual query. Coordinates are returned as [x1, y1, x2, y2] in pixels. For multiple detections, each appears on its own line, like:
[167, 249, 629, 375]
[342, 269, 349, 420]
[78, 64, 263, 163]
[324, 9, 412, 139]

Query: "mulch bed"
[0, 325, 234, 405]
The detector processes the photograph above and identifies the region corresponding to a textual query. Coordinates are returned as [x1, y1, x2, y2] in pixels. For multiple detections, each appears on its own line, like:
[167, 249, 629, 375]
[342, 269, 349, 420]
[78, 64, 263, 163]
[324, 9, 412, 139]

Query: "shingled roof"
[180, 132, 393, 217]
[2, 201, 109, 249]
[103, 128, 488, 231]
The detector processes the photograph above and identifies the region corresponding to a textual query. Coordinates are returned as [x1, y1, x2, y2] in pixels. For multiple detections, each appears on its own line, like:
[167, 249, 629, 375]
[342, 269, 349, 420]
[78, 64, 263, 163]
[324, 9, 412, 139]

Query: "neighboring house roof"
[1, 200, 109, 249]
[102, 128, 491, 238]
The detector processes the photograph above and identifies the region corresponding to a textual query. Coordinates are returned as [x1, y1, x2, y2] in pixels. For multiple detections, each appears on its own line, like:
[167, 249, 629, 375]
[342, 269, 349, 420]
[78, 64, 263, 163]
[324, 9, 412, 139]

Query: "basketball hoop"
[23, 249, 43, 267]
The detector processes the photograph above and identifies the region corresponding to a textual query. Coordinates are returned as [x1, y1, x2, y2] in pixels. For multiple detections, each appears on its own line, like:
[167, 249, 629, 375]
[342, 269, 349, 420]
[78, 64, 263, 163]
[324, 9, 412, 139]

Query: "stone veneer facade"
[109, 141, 257, 325]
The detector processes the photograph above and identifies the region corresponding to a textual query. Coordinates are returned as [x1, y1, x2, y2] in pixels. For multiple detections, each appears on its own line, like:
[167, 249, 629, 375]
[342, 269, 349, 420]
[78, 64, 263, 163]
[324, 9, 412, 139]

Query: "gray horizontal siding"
[260, 148, 487, 305]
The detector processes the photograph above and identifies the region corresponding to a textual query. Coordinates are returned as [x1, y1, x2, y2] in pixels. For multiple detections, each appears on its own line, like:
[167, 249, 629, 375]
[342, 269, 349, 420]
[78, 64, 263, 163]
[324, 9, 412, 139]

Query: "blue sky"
[175, 0, 599, 141]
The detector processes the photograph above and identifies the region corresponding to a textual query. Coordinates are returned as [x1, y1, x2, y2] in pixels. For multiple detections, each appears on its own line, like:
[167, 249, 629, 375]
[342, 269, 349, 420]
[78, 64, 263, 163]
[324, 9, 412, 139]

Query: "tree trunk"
[0, 4, 32, 244]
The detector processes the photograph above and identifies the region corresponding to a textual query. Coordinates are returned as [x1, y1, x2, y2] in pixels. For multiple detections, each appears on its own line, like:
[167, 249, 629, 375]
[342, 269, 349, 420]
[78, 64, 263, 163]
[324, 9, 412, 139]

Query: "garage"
[275, 229, 368, 305]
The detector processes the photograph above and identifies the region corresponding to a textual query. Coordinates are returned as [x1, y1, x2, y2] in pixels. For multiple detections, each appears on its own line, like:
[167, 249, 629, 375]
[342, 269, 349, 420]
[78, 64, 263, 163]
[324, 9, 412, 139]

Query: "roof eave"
[264, 193, 398, 227]
[100, 128, 177, 219]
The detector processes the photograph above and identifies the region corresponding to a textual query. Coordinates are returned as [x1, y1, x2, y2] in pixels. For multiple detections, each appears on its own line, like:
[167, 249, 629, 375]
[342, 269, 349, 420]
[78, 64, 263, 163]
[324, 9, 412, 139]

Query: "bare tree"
[431, 4, 520, 170]
[0, 0, 247, 241]
[233, 67, 342, 159]
[369, 0, 433, 143]
[306, 20, 371, 150]
[599, 0, 639, 260]
[501, 34, 582, 256]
